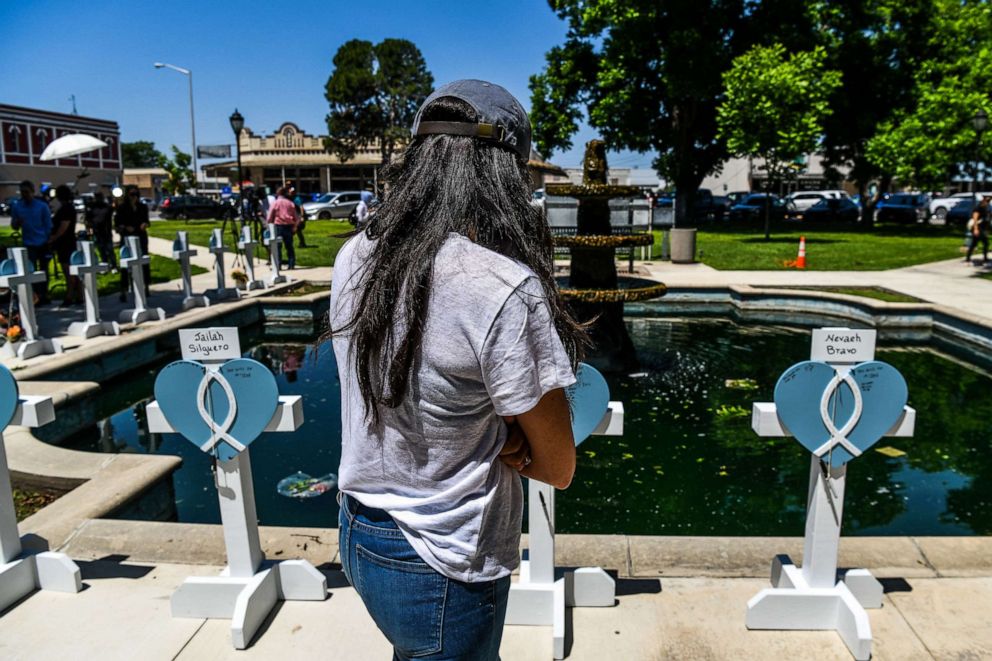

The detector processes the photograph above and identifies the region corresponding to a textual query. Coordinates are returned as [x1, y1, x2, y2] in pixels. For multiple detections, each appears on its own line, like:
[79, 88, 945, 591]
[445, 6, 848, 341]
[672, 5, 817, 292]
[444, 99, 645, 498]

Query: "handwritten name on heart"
[566, 363, 610, 446]
[154, 358, 279, 461]
[774, 360, 907, 466]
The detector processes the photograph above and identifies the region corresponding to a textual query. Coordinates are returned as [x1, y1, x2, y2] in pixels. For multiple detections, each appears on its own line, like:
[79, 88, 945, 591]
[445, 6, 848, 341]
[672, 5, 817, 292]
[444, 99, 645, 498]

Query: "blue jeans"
[339, 493, 510, 660]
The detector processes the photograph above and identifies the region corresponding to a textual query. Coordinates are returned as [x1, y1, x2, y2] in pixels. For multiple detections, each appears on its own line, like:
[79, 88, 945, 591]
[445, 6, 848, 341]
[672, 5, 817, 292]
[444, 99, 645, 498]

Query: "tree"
[717, 44, 841, 238]
[122, 141, 164, 168]
[866, 0, 992, 192]
[814, 0, 936, 224]
[529, 0, 813, 227]
[157, 146, 195, 195]
[324, 38, 434, 166]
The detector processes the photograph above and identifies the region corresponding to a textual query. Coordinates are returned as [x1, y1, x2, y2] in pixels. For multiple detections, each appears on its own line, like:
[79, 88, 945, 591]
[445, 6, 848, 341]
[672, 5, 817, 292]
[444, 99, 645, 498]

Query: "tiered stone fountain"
[548, 140, 667, 372]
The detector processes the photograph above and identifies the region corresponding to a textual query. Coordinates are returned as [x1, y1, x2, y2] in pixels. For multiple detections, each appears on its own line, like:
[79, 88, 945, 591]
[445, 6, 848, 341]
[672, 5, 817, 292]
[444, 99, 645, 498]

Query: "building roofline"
[0, 103, 118, 129]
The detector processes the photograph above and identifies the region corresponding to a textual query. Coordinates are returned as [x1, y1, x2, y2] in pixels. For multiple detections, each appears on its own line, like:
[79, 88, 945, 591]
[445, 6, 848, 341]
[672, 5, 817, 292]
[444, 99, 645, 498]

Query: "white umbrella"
[39, 133, 107, 161]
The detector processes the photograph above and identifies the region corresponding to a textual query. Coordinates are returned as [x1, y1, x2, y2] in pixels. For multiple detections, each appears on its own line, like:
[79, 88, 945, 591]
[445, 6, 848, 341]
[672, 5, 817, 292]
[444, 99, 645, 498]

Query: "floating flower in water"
[277, 471, 337, 498]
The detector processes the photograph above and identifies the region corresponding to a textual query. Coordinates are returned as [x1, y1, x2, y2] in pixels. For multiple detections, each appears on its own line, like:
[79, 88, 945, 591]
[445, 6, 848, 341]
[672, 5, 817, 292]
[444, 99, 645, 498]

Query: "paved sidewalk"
[0, 558, 988, 660]
[640, 257, 992, 322]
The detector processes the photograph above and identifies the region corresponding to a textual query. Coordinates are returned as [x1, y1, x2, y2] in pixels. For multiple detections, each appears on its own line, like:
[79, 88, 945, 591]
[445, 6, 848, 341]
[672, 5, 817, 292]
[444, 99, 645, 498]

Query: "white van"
[788, 190, 850, 212]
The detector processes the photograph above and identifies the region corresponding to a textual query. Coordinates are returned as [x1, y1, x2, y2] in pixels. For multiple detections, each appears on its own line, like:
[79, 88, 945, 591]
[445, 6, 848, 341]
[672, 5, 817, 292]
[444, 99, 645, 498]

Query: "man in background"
[10, 180, 52, 305]
[85, 191, 117, 271]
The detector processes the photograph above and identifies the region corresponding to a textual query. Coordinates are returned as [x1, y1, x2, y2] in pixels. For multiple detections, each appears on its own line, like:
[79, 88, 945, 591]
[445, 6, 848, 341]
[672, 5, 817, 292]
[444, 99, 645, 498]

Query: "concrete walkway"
[0, 556, 988, 660]
[640, 257, 992, 322]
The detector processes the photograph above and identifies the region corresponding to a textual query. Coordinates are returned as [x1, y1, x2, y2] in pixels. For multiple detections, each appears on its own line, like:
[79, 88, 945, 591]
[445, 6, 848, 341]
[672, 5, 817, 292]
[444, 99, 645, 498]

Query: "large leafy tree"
[814, 0, 935, 223]
[717, 44, 841, 238]
[866, 0, 992, 191]
[157, 146, 195, 195]
[324, 38, 434, 166]
[529, 0, 813, 227]
[122, 140, 164, 168]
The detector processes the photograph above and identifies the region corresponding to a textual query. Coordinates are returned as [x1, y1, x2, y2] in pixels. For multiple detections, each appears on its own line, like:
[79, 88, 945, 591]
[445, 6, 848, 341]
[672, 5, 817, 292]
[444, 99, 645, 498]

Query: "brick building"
[0, 103, 122, 198]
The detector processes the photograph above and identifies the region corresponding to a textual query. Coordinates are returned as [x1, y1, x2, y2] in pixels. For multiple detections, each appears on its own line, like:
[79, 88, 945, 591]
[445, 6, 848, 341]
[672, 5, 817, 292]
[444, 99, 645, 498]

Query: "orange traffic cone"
[795, 236, 807, 269]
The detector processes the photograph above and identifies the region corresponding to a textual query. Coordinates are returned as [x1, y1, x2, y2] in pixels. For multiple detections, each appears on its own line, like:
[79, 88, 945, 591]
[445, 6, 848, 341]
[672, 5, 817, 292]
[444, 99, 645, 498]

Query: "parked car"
[803, 197, 861, 223]
[945, 197, 980, 226]
[0, 197, 12, 216]
[726, 191, 749, 206]
[928, 191, 992, 221]
[302, 191, 363, 220]
[875, 193, 929, 224]
[728, 194, 788, 222]
[159, 195, 222, 220]
[692, 188, 727, 221]
[787, 190, 852, 214]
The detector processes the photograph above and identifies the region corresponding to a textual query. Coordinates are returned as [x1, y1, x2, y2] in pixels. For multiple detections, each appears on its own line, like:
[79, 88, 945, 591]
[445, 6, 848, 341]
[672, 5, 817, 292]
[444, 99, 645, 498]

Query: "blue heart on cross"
[154, 358, 279, 461]
[0, 365, 20, 430]
[566, 363, 610, 446]
[774, 360, 907, 466]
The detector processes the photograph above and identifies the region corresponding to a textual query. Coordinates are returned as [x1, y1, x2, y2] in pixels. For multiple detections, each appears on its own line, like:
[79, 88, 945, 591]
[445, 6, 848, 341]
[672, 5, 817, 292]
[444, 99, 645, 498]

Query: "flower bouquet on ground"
[230, 268, 249, 290]
[0, 325, 23, 358]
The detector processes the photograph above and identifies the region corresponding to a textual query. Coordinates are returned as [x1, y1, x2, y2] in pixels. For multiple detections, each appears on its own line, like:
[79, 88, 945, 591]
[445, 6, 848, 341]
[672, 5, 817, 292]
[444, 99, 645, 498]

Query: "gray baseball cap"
[412, 79, 531, 162]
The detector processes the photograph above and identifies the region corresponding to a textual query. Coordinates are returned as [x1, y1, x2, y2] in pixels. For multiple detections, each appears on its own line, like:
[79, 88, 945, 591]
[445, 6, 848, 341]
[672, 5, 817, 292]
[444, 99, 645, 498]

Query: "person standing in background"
[115, 186, 151, 301]
[289, 186, 308, 248]
[85, 191, 117, 271]
[10, 180, 52, 305]
[966, 196, 990, 265]
[48, 185, 82, 306]
[266, 186, 299, 269]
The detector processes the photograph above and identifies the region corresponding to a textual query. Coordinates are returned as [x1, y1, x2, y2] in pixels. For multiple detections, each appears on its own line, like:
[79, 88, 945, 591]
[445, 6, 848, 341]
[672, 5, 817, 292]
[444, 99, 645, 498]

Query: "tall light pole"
[229, 109, 245, 221]
[972, 109, 988, 193]
[154, 62, 198, 194]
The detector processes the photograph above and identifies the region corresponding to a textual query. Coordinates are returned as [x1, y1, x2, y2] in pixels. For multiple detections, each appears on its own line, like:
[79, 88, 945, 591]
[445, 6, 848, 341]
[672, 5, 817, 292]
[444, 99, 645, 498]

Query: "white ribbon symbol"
[195, 369, 245, 454]
[813, 368, 864, 459]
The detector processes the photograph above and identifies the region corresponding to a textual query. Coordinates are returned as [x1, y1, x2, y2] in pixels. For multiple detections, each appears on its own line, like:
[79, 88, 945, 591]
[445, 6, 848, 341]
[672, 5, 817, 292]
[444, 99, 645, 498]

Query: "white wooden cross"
[207, 228, 240, 300]
[0, 248, 62, 359]
[67, 240, 120, 338]
[746, 328, 916, 661]
[118, 236, 165, 325]
[505, 402, 624, 659]
[146, 328, 325, 649]
[262, 224, 288, 286]
[236, 226, 265, 291]
[172, 231, 209, 311]
[0, 381, 81, 612]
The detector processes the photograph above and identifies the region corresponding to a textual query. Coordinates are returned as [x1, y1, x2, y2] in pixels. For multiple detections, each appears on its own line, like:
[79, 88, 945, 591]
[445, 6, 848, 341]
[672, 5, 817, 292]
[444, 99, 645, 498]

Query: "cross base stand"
[181, 295, 210, 311]
[171, 559, 326, 649]
[747, 554, 881, 661]
[67, 320, 120, 339]
[118, 307, 166, 325]
[1, 339, 63, 360]
[207, 287, 242, 301]
[0, 550, 81, 613]
[506, 562, 615, 659]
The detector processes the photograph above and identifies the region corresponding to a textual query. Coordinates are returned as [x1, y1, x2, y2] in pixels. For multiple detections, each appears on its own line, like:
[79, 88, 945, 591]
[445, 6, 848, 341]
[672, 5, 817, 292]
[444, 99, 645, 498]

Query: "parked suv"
[302, 191, 363, 220]
[159, 195, 222, 220]
[876, 193, 929, 224]
[787, 190, 851, 214]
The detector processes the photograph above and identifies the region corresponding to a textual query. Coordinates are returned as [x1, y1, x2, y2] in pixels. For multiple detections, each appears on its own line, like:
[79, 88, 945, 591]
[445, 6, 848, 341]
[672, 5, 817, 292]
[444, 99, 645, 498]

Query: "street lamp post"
[154, 62, 198, 195]
[972, 109, 988, 192]
[229, 109, 245, 222]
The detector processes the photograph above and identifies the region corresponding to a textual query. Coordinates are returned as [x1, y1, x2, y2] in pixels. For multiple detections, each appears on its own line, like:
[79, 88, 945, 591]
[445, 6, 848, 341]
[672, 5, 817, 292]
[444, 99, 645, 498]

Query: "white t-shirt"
[330, 231, 576, 582]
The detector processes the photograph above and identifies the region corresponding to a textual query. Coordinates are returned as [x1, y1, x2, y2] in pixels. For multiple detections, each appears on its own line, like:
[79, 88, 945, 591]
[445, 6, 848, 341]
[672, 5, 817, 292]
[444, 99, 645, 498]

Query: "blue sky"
[0, 0, 655, 170]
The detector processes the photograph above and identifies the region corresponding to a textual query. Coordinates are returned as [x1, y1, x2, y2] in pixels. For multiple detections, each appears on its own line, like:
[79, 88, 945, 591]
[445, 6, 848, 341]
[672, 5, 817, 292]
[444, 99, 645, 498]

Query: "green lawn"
[0, 227, 206, 298]
[654, 224, 966, 270]
[147, 218, 353, 268]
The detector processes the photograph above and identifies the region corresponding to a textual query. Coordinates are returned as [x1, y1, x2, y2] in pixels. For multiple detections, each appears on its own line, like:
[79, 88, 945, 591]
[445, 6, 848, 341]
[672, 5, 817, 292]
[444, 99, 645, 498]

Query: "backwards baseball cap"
[412, 79, 531, 162]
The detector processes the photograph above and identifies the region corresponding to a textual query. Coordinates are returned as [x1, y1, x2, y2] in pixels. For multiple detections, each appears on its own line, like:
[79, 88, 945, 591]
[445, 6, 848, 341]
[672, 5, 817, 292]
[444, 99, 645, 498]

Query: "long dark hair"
[330, 96, 587, 425]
